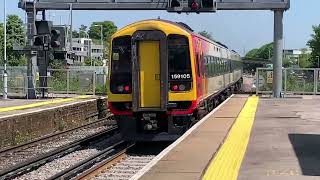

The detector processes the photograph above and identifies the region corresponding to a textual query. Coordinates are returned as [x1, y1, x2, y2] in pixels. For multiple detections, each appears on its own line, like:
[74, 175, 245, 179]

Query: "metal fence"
[256, 68, 320, 95]
[0, 66, 108, 98]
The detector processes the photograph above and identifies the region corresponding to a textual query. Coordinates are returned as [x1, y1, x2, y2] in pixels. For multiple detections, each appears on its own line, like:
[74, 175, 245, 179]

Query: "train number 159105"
[170, 74, 191, 80]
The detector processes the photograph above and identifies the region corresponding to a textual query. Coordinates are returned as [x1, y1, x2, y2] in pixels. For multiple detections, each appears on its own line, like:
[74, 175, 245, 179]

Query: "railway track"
[0, 125, 119, 180]
[0, 115, 115, 171]
[0, 115, 114, 155]
[50, 141, 134, 180]
[75, 142, 170, 180]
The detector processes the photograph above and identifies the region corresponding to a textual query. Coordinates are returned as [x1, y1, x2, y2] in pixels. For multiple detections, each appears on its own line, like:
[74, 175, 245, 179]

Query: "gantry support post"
[26, 6, 37, 99]
[273, 10, 284, 98]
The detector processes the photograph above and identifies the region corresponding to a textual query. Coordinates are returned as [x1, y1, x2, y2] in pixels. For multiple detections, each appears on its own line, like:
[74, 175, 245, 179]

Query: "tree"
[83, 57, 103, 66]
[245, 48, 259, 59]
[79, 24, 88, 38]
[298, 48, 312, 68]
[0, 15, 26, 66]
[307, 25, 320, 67]
[88, 21, 117, 42]
[88, 21, 117, 63]
[245, 43, 273, 60]
[72, 30, 79, 38]
[198, 31, 215, 41]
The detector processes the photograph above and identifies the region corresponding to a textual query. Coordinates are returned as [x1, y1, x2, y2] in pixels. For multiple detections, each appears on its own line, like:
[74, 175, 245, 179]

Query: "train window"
[168, 34, 192, 81]
[211, 57, 215, 77]
[110, 36, 132, 94]
[214, 58, 216, 76]
[196, 53, 201, 77]
[201, 54, 205, 76]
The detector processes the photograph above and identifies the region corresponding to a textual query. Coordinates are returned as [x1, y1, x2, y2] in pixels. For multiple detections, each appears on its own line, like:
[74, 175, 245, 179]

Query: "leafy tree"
[79, 24, 88, 38]
[0, 15, 26, 66]
[198, 31, 215, 41]
[88, 21, 117, 43]
[72, 30, 79, 38]
[307, 25, 320, 67]
[245, 48, 259, 59]
[298, 48, 312, 68]
[282, 57, 291, 68]
[84, 57, 103, 66]
[245, 43, 273, 60]
[88, 21, 117, 63]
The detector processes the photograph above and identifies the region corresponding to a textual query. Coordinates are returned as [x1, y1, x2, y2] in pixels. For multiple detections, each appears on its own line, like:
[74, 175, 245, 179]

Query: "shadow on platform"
[289, 134, 320, 176]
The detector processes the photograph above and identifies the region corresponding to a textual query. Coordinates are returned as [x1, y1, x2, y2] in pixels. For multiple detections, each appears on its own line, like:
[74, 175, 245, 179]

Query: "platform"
[239, 96, 320, 180]
[133, 94, 251, 180]
[0, 95, 96, 117]
[0, 96, 107, 149]
[132, 95, 320, 180]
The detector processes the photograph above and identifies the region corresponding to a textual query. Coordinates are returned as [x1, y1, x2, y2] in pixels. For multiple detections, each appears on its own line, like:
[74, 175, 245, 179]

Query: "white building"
[67, 38, 104, 65]
[283, 48, 311, 59]
[283, 48, 312, 67]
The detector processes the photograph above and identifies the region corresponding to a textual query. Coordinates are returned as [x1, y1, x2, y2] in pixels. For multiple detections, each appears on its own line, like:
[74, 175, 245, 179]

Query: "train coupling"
[142, 113, 158, 130]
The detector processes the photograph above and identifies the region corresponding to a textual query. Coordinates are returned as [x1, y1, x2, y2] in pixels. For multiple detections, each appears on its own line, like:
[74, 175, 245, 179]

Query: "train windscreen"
[110, 36, 132, 94]
[168, 35, 192, 81]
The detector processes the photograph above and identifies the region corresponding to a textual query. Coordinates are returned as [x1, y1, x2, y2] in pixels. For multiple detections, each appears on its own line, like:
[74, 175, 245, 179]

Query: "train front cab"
[108, 22, 198, 141]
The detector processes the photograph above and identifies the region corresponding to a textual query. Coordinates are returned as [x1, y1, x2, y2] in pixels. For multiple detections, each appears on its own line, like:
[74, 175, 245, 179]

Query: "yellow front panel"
[139, 41, 160, 108]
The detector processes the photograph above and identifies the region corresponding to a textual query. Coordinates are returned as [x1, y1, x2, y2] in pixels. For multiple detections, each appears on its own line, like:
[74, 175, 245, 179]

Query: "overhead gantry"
[18, 0, 290, 98]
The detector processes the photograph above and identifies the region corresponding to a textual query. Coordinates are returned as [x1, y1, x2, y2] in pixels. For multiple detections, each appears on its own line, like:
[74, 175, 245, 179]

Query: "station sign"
[267, 71, 273, 84]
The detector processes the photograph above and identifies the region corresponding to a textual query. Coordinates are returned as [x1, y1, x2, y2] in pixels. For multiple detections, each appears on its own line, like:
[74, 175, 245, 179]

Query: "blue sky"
[0, 0, 319, 56]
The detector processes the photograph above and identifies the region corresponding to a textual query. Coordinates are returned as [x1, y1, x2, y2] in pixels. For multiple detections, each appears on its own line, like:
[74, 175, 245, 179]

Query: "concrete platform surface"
[0, 95, 98, 118]
[137, 95, 249, 180]
[239, 97, 320, 180]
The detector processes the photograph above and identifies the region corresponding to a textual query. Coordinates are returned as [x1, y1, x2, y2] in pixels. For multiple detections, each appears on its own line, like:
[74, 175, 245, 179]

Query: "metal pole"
[3, 0, 8, 99]
[100, 25, 103, 48]
[273, 10, 284, 98]
[69, 4, 73, 53]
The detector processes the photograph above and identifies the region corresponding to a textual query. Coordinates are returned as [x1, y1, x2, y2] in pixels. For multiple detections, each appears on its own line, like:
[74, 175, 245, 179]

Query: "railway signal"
[167, 0, 216, 13]
[50, 29, 61, 48]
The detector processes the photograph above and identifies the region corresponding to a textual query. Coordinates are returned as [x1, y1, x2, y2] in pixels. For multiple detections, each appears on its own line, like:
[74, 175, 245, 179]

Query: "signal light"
[171, 0, 180, 7]
[191, 1, 199, 10]
[51, 29, 61, 48]
[34, 36, 44, 46]
[201, 0, 213, 8]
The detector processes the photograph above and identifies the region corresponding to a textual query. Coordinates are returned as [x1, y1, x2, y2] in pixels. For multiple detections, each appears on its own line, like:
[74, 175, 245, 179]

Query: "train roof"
[113, 19, 238, 54]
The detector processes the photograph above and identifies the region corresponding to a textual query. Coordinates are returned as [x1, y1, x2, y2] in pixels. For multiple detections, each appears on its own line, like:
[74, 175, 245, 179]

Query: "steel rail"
[0, 125, 118, 180]
[47, 141, 134, 180]
[74, 147, 128, 180]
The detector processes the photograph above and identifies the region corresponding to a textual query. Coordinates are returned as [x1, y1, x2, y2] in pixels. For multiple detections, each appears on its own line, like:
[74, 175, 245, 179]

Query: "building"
[283, 48, 311, 67]
[66, 38, 104, 65]
[283, 48, 311, 59]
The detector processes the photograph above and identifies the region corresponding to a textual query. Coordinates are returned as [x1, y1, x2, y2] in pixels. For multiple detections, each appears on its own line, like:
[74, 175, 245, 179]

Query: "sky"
[0, 0, 319, 56]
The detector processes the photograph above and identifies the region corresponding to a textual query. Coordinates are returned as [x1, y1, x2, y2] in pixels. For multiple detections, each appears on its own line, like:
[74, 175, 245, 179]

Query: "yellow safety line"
[0, 95, 92, 113]
[202, 96, 259, 180]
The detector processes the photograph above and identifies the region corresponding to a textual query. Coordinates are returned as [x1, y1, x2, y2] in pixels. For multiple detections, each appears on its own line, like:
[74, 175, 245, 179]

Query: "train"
[107, 19, 243, 141]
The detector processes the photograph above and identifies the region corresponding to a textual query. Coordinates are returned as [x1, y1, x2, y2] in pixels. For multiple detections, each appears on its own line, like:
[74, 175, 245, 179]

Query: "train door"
[139, 41, 161, 108]
[131, 31, 168, 111]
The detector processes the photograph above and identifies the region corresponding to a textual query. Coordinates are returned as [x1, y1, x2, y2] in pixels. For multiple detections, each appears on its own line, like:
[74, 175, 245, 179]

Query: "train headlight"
[117, 85, 124, 92]
[179, 84, 186, 91]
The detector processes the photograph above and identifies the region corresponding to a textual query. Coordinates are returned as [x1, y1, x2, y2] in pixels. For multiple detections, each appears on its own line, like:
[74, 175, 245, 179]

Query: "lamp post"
[3, 0, 8, 99]
[94, 24, 103, 67]
[94, 24, 103, 48]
